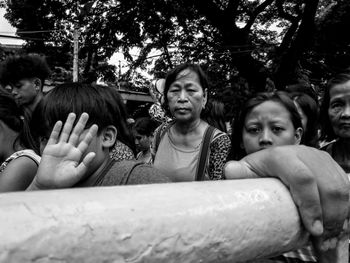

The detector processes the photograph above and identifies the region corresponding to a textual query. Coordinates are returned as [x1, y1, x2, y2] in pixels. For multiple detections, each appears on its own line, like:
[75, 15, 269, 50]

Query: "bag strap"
[152, 122, 173, 162]
[119, 161, 145, 185]
[92, 159, 116, 186]
[195, 125, 216, 181]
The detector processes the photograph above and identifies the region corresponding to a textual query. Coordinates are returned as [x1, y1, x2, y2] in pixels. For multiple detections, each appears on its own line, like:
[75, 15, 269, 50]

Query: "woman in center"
[152, 63, 231, 181]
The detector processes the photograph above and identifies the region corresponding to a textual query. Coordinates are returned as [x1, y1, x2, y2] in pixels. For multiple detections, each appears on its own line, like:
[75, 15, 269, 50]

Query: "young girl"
[132, 117, 159, 164]
[227, 91, 325, 262]
[229, 91, 303, 160]
[0, 90, 40, 192]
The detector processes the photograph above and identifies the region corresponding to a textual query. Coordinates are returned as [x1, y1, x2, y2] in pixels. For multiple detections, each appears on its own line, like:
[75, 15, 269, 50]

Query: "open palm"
[34, 113, 98, 189]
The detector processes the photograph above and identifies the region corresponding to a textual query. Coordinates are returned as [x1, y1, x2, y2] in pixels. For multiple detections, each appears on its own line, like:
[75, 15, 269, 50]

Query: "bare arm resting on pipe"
[225, 145, 350, 261]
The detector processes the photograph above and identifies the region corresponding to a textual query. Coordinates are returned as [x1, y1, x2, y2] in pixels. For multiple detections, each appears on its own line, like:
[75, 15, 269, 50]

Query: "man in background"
[0, 53, 50, 117]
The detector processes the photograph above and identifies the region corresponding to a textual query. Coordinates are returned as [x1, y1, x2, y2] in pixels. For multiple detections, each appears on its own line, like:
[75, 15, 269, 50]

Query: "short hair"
[0, 53, 50, 89]
[0, 89, 37, 152]
[133, 117, 159, 137]
[37, 83, 135, 153]
[230, 91, 302, 160]
[290, 92, 320, 147]
[162, 63, 209, 117]
[320, 71, 350, 141]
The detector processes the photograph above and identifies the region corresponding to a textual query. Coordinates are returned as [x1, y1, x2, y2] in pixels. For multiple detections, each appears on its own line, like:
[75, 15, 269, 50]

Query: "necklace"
[168, 121, 204, 150]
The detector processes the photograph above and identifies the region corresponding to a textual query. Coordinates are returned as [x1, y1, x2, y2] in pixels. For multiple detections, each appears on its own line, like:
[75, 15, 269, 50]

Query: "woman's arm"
[208, 133, 231, 180]
[225, 145, 349, 253]
[0, 157, 38, 192]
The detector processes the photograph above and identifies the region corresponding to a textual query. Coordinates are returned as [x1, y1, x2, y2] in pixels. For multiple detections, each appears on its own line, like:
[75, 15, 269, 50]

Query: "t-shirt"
[152, 121, 231, 181]
[78, 159, 171, 187]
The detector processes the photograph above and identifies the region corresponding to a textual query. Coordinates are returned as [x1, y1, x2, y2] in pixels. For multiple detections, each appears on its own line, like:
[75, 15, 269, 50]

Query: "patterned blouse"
[109, 140, 135, 162]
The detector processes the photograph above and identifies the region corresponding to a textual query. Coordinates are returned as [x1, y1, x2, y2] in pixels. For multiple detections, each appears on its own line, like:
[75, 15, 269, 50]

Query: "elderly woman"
[319, 71, 350, 174]
[151, 63, 231, 181]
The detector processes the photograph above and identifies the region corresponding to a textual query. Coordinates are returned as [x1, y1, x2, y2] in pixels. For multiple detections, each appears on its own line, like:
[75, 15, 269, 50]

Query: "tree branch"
[276, 0, 299, 22]
[245, 0, 275, 30]
[274, 0, 320, 88]
[225, 0, 241, 18]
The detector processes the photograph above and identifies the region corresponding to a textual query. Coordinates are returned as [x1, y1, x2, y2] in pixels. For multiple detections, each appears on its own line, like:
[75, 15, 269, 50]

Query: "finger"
[319, 183, 349, 238]
[76, 152, 96, 177]
[68, 113, 90, 146]
[59, 113, 76, 143]
[224, 161, 255, 179]
[47, 121, 63, 145]
[306, 152, 349, 238]
[77, 124, 98, 154]
[288, 167, 324, 237]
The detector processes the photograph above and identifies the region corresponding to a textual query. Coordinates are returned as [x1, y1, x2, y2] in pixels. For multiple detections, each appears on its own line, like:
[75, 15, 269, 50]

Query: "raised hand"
[28, 113, 98, 190]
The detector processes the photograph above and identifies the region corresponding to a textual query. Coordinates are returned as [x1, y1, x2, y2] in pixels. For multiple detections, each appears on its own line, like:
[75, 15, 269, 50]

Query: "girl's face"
[133, 131, 152, 152]
[242, 101, 302, 155]
[167, 69, 207, 123]
[328, 80, 350, 139]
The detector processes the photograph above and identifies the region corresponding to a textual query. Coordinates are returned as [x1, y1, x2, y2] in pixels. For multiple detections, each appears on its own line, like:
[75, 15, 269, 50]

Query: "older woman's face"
[167, 69, 207, 123]
[328, 80, 350, 139]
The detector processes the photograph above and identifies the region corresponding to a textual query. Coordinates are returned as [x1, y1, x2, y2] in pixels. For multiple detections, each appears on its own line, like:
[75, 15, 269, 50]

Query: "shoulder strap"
[195, 125, 216, 181]
[93, 159, 116, 186]
[94, 160, 144, 186]
[119, 161, 145, 185]
[6, 150, 41, 166]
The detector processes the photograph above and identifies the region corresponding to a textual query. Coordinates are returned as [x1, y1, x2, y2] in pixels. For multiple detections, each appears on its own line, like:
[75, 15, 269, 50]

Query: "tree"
[3, 0, 350, 116]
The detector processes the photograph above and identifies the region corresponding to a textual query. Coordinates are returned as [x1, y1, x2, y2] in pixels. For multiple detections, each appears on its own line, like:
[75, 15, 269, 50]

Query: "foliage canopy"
[3, 0, 350, 115]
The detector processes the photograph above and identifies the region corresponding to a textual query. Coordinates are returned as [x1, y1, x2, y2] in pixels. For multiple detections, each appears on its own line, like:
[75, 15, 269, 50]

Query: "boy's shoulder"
[97, 160, 170, 186]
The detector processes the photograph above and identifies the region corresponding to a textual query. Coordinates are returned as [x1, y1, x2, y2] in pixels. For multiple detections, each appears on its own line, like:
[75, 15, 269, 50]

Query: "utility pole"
[73, 27, 79, 82]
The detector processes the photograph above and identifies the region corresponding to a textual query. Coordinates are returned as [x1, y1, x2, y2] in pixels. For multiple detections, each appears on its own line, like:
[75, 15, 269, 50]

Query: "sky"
[0, 8, 24, 45]
[0, 7, 156, 79]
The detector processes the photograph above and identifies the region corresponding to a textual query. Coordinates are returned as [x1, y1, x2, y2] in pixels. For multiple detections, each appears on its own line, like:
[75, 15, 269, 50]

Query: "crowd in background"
[0, 53, 349, 263]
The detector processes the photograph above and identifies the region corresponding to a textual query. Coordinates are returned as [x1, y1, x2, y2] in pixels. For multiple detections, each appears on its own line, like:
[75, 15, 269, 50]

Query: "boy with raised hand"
[28, 83, 170, 189]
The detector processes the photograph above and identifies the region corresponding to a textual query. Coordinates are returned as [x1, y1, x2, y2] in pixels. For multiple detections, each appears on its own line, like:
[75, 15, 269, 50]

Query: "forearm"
[26, 177, 47, 191]
[224, 160, 255, 180]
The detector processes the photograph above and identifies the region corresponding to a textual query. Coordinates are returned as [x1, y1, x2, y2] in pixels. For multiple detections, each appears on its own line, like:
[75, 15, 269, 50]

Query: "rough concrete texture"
[0, 179, 310, 263]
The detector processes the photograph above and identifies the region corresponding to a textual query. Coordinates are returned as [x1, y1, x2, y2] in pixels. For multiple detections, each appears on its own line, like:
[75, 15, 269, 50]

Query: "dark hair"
[133, 117, 159, 137]
[162, 63, 209, 117]
[0, 89, 37, 152]
[290, 92, 319, 147]
[230, 91, 303, 160]
[37, 83, 136, 154]
[0, 53, 50, 90]
[320, 71, 350, 141]
[97, 85, 136, 155]
[202, 99, 227, 132]
[285, 83, 319, 104]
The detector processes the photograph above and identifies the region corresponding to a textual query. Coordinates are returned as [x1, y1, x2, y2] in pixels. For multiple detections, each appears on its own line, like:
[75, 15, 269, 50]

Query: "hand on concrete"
[29, 113, 98, 190]
[225, 145, 350, 242]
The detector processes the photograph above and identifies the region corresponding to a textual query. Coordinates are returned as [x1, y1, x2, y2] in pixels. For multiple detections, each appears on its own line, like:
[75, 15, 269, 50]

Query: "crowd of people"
[0, 53, 349, 262]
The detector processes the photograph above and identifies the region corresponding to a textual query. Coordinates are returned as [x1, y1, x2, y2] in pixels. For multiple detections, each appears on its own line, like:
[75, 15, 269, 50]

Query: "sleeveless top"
[154, 130, 203, 182]
[152, 121, 231, 181]
[0, 149, 41, 173]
